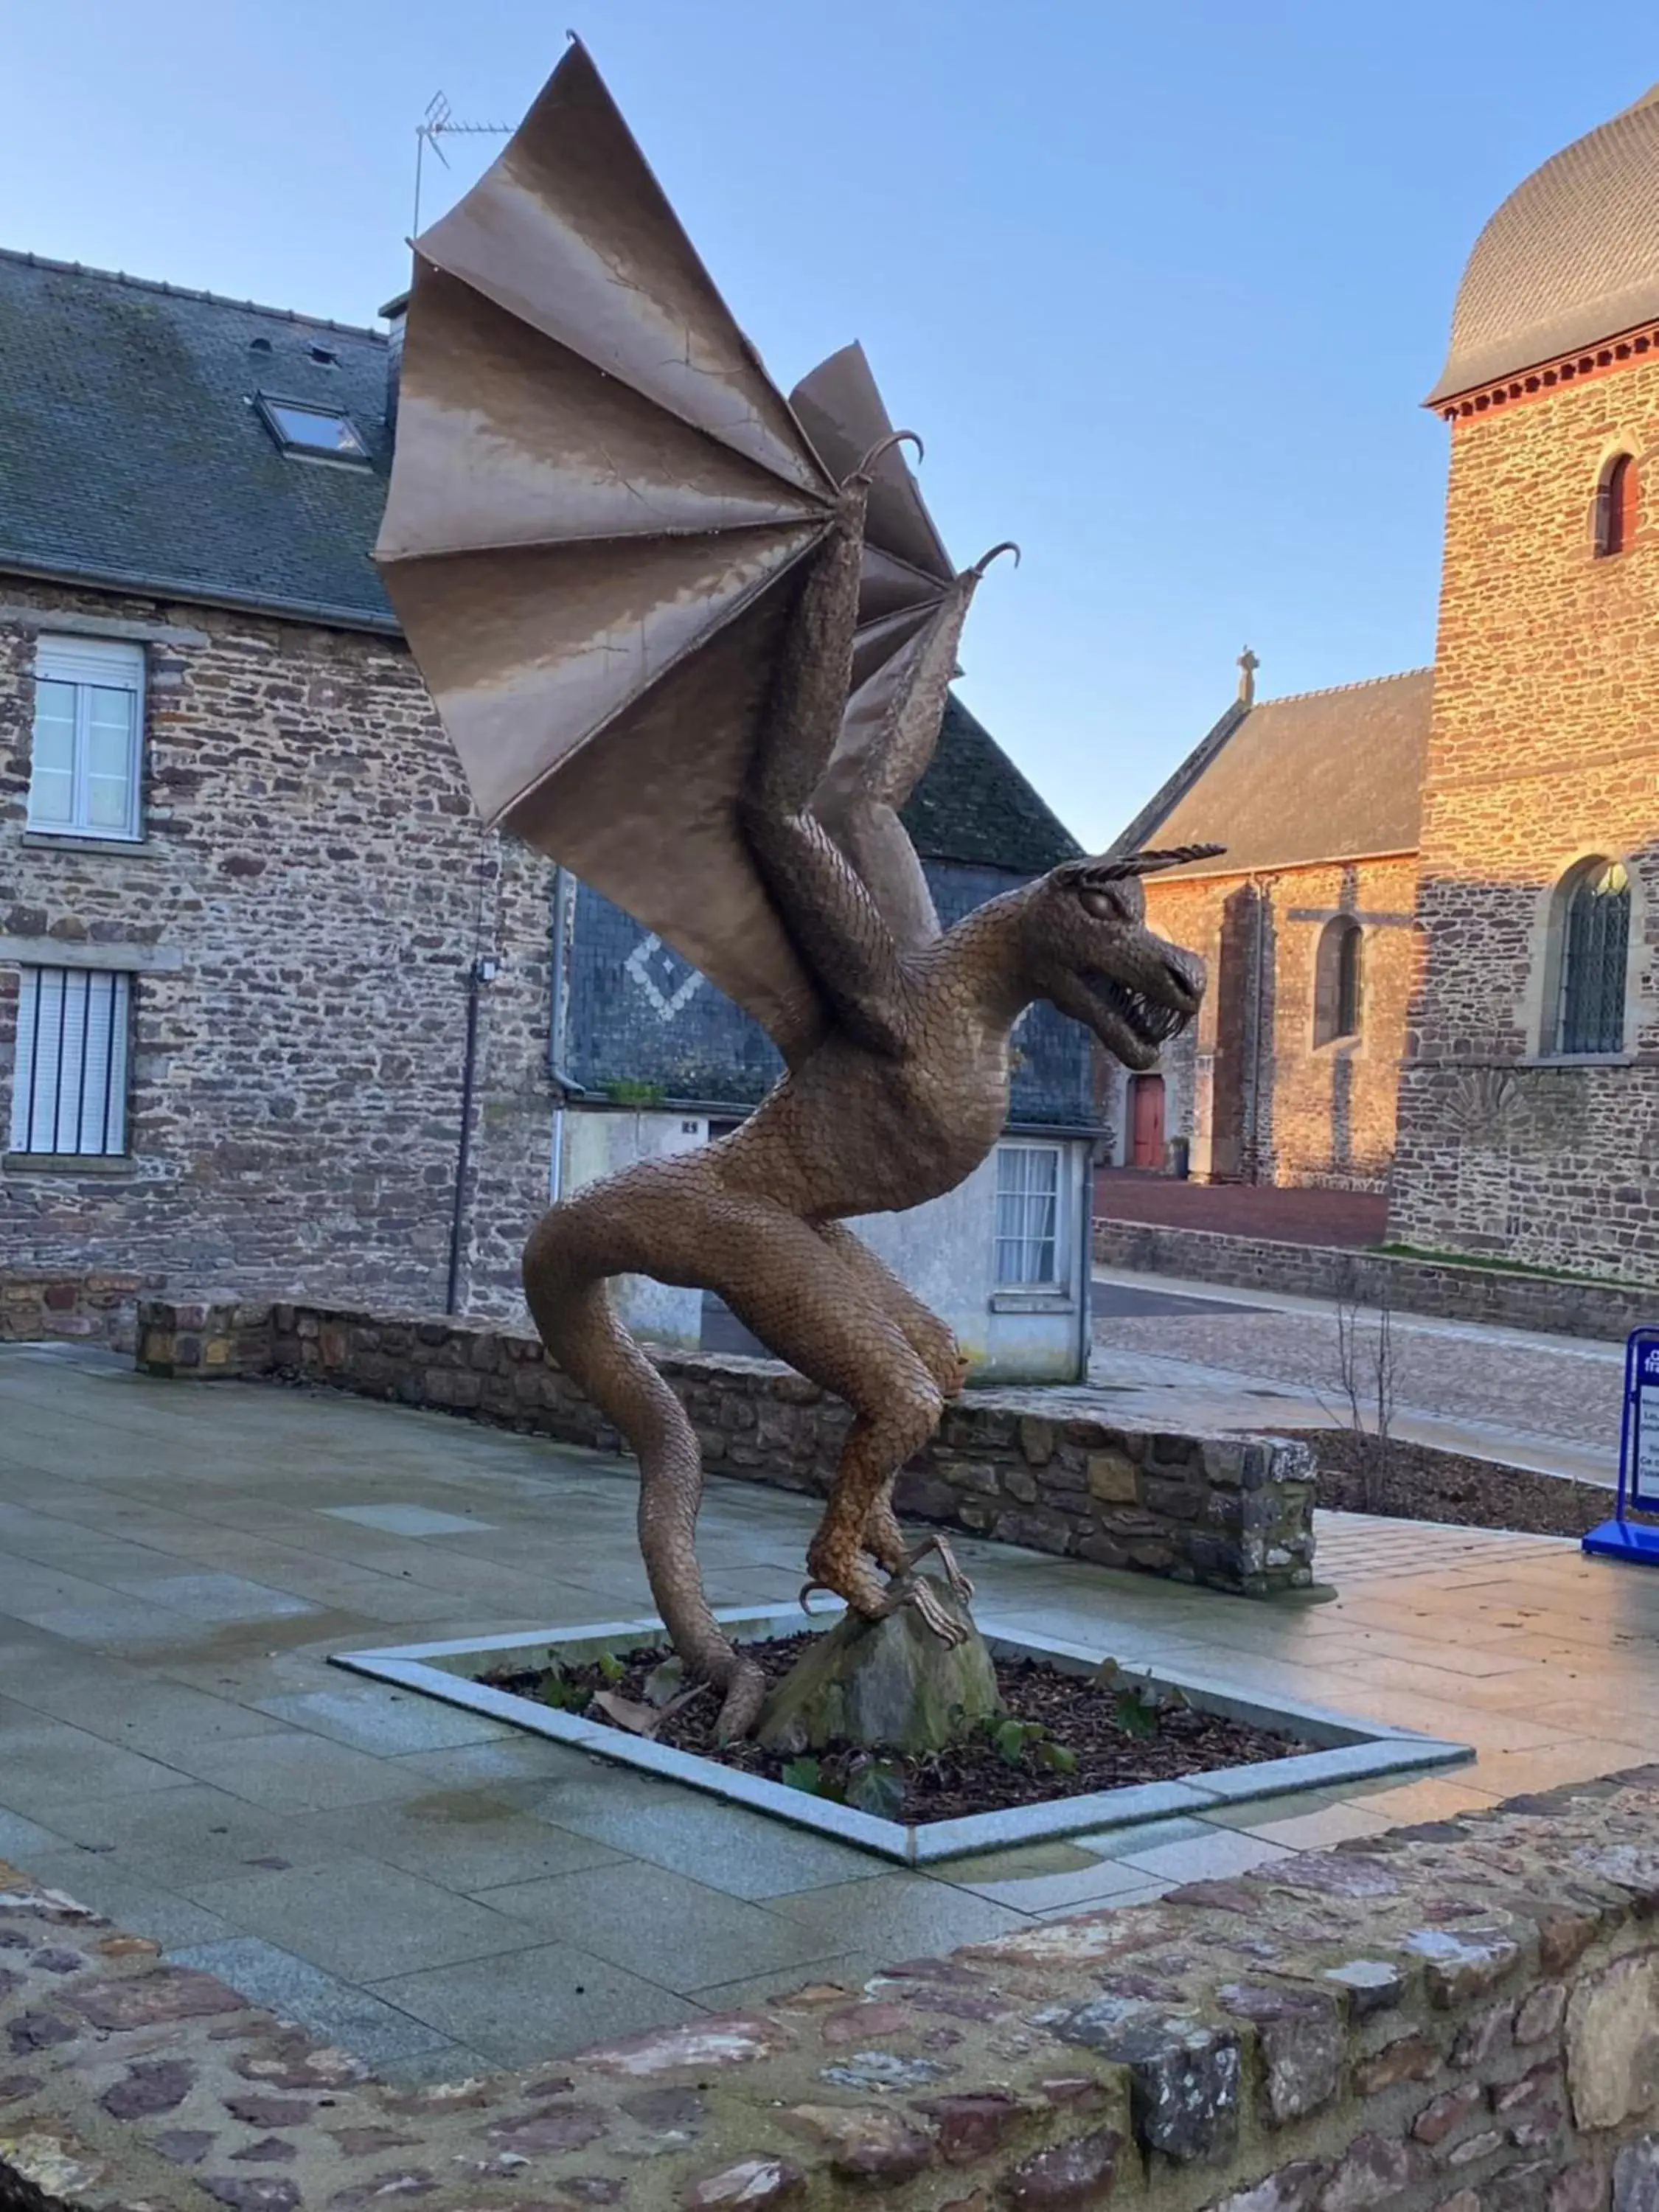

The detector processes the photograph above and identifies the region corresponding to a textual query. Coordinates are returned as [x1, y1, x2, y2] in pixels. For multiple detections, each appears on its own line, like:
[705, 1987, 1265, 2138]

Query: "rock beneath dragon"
[755, 1579, 1002, 1756]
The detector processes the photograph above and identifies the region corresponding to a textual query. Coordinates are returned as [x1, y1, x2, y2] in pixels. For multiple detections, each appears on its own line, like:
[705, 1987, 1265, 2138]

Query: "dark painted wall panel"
[564, 863, 1096, 1126]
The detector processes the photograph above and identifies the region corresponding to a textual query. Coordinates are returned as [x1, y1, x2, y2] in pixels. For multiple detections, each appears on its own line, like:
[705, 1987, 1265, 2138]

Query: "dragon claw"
[897, 1575, 968, 1645]
[891, 1531, 975, 1607]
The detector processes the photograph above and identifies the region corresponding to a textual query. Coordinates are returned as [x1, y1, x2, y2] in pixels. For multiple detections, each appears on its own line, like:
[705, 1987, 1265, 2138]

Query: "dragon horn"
[970, 540, 1020, 576]
[848, 428, 923, 482]
[1080, 843, 1227, 881]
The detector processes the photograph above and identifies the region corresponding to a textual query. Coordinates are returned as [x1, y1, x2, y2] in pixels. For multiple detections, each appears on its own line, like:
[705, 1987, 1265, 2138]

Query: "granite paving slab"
[1, 1348, 1655, 2094]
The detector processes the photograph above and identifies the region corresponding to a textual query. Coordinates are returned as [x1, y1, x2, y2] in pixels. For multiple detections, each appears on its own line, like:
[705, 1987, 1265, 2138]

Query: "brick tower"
[1389, 87, 1659, 1281]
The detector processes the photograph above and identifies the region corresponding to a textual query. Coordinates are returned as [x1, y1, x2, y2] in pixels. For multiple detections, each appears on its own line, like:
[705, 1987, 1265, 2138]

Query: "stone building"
[0, 248, 1099, 1368]
[1110, 85, 1659, 1287]
[1390, 86, 1659, 1279]
[0, 250, 557, 1318]
[1102, 661, 1431, 1193]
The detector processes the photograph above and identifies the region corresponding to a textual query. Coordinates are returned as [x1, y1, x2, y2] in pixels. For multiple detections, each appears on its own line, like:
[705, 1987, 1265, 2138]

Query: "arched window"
[1555, 859, 1631, 1054]
[1314, 917, 1363, 1046]
[1593, 453, 1638, 557]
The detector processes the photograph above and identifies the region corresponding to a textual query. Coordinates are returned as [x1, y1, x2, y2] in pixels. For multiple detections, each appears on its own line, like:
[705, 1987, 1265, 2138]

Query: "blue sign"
[1583, 1326, 1659, 1565]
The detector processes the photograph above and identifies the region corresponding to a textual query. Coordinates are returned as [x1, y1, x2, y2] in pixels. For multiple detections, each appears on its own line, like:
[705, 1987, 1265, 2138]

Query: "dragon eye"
[1079, 888, 1120, 920]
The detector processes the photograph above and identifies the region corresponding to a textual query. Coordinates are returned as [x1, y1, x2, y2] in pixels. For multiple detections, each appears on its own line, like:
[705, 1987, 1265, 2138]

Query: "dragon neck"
[934, 891, 1040, 1037]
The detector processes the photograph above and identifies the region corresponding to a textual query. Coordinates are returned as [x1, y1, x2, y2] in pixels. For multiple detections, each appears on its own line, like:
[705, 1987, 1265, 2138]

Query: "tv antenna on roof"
[414, 94, 513, 237]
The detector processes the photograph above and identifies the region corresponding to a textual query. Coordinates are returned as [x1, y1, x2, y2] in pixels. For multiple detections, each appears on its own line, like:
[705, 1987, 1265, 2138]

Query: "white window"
[9, 967, 132, 1157]
[994, 1142, 1065, 1288]
[27, 636, 145, 839]
[256, 394, 368, 459]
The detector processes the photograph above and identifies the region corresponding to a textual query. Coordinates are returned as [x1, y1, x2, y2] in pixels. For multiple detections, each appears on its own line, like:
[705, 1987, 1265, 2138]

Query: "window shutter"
[9, 968, 131, 1154]
[35, 636, 146, 688]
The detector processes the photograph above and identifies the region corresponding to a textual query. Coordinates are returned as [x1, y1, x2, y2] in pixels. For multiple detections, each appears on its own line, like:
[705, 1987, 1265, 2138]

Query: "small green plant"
[1094, 1657, 1174, 1740]
[538, 1660, 587, 1713]
[604, 1078, 667, 1107]
[980, 1714, 1079, 1775]
[1113, 1686, 1161, 1739]
[993, 1717, 1041, 1767]
[781, 1756, 823, 1796]
[844, 1759, 905, 1821]
[594, 1651, 627, 1685]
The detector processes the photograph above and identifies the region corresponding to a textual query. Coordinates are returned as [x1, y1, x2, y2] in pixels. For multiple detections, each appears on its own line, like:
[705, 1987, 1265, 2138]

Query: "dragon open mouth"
[1091, 975, 1191, 1048]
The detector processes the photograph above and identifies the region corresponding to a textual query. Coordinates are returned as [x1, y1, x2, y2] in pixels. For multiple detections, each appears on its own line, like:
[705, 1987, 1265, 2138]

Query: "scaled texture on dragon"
[378, 39, 1220, 1740]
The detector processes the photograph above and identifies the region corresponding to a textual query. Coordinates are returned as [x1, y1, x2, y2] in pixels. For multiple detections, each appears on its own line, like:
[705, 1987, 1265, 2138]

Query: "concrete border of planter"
[332, 1602, 1470, 1866]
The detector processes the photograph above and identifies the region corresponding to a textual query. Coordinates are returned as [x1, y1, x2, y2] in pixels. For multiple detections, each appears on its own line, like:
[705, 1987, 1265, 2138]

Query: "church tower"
[1390, 88, 1659, 1279]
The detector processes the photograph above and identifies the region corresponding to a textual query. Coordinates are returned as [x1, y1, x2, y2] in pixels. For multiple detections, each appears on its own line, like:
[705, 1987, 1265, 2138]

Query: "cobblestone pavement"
[1094, 1170, 1388, 1245]
[1091, 1267, 1625, 1481]
[1, 1344, 1653, 2077]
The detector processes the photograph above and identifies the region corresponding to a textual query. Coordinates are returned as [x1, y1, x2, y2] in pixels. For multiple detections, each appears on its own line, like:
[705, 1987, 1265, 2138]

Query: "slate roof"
[0, 249, 397, 628]
[1114, 669, 1433, 878]
[1430, 86, 1659, 403]
[904, 694, 1081, 874]
[0, 248, 1079, 874]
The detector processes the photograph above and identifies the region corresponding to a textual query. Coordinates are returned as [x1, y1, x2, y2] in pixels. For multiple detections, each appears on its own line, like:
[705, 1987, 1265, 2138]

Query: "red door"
[1130, 1074, 1165, 1169]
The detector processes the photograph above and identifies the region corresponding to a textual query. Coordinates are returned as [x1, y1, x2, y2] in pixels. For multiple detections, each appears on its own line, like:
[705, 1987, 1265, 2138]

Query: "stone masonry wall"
[0, 1267, 153, 1350]
[1127, 860, 1419, 1194]
[8, 1767, 1659, 2210]
[133, 1295, 1317, 1596]
[0, 579, 557, 1319]
[1392, 362, 1659, 1280]
[1093, 1217, 1656, 1342]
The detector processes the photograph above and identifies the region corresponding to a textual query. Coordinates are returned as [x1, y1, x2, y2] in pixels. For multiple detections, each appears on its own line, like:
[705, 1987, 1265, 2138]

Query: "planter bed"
[333, 1602, 1470, 1865]
[1310, 1427, 1651, 1539]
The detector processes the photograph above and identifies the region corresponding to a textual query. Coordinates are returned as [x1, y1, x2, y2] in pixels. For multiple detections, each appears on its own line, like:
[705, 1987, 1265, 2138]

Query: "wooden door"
[1130, 1074, 1165, 1169]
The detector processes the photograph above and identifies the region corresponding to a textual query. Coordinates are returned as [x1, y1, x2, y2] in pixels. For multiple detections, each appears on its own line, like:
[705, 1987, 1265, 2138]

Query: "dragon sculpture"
[377, 39, 1220, 1742]
[521, 466, 1218, 1739]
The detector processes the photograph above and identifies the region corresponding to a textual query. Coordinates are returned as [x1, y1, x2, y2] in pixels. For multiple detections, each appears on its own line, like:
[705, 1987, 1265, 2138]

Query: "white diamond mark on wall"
[626, 933, 706, 1023]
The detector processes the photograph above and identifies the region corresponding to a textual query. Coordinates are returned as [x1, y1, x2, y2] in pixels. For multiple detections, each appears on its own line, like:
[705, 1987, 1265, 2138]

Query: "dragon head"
[1020, 844, 1222, 1071]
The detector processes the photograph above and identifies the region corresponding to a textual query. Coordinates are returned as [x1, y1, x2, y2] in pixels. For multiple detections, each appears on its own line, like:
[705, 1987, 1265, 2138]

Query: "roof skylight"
[257, 394, 367, 461]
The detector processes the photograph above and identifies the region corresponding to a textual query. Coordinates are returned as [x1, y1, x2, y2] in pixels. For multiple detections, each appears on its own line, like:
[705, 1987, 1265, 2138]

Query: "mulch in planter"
[478, 1635, 1306, 1824]
[1307, 1428, 1654, 1540]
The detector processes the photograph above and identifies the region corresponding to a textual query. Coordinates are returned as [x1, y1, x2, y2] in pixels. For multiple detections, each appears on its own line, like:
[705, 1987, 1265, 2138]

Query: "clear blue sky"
[5, 1, 1655, 850]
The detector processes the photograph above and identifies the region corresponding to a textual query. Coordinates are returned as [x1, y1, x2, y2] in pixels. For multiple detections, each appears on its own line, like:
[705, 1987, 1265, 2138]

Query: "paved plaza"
[1, 1342, 1655, 2079]
[1091, 1265, 1625, 1482]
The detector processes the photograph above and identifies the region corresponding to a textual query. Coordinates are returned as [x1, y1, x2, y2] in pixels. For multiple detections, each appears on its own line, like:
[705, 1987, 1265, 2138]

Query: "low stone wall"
[7, 1768, 1659, 2211]
[0, 1268, 150, 1351]
[1095, 1217, 1658, 1342]
[133, 1295, 1316, 1597]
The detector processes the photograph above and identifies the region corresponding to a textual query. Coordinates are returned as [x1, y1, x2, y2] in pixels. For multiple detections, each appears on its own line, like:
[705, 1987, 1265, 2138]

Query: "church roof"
[1429, 86, 1659, 405]
[1114, 667, 1433, 878]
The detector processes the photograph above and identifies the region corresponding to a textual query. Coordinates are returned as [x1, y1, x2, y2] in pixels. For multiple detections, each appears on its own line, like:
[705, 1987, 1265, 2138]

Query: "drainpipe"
[547, 866, 588, 1207]
[445, 953, 494, 1314]
[549, 866, 588, 1100]
[1243, 876, 1270, 1184]
[1074, 1146, 1094, 1382]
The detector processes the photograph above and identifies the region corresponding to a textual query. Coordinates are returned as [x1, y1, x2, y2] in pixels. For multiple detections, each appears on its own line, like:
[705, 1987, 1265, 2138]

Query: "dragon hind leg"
[702, 1217, 959, 1644]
